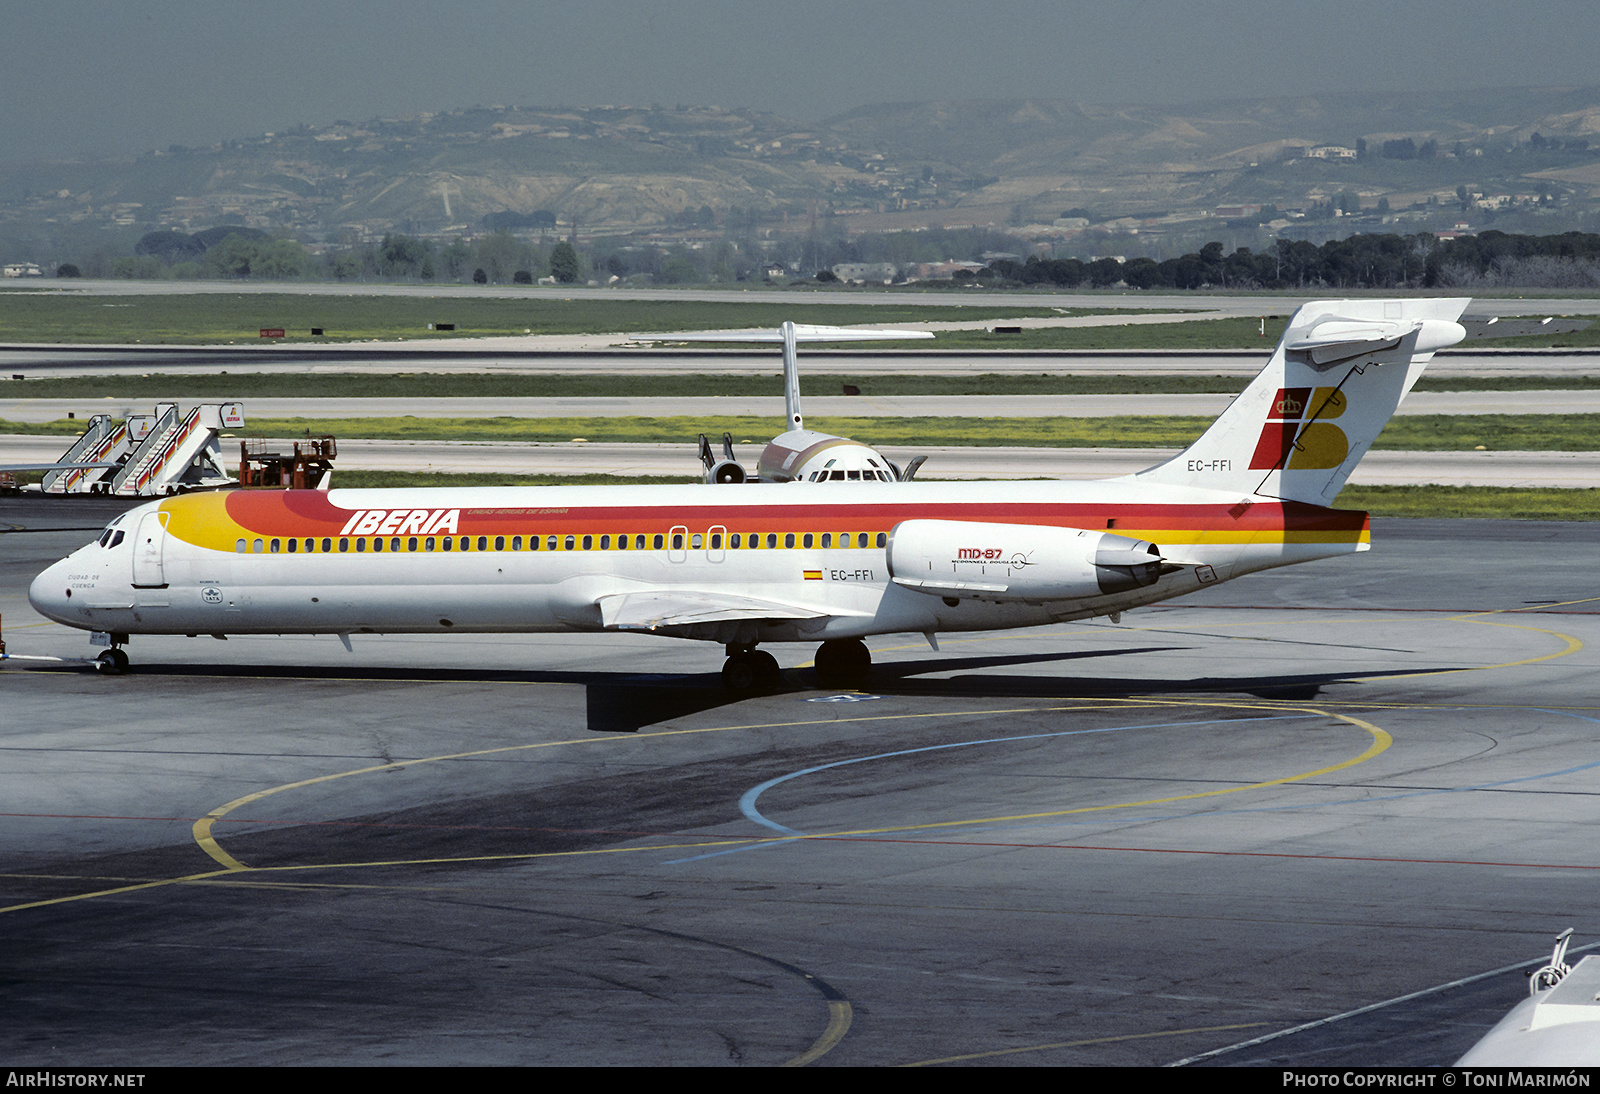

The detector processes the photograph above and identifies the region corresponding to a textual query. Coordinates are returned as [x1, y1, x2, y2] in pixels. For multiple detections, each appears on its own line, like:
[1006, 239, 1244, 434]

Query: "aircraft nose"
[28, 559, 73, 624]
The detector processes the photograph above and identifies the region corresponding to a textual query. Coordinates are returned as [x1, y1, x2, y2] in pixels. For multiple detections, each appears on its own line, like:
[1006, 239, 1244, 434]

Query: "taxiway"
[2, 503, 1597, 1065]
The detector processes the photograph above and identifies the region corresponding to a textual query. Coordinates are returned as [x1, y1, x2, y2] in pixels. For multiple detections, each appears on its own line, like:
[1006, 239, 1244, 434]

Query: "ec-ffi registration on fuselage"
[27, 298, 1470, 690]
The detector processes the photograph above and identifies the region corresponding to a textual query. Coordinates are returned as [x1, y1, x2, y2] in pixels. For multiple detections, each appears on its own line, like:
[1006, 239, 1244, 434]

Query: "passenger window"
[564, 535, 575, 551]
[653, 534, 664, 550]
[820, 533, 831, 548]
[321, 538, 332, 553]
[876, 532, 887, 548]
[582, 535, 593, 550]
[858, 533, 869, 548]
[600, 535, 610, 550]
[672, 533, 683, 550]
[236, 539, 246, 553]
[548, 536, 558, 551]
[442, 536, 453, 551]
[372, 538, 382, 553]
[495, 536, 505, 551]
[425, 537, 435, 552]
[338, 538, 348, 553]
[287, 538, 297, 553]
[693, 533, 704, 549]
[636, 535, 646, 550]
[254, 538, 265, 553]
[729, 534, 739, 548]
[785, 533, 795, 549]
[617, 534, 628, 551]
[407, 537, 418, 552]
[390, 538, 400, 552]
[511, 536, 521, 551]
[803, 533, 814, 548]
[767, 533, 777, 548]
[355, 538, 366, 553]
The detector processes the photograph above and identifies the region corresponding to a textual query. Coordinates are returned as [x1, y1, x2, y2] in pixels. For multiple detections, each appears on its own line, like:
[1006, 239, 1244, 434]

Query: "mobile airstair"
[41, 412, 155, 493]
[108, 402, 243, 496]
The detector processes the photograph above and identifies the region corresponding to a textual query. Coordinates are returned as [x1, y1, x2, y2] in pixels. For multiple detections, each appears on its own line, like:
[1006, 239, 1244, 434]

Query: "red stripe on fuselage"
[218, 490, 1365, 538]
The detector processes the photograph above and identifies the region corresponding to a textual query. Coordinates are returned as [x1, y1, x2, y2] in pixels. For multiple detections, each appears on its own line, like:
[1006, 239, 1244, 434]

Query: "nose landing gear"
[95, 647, 129, 674]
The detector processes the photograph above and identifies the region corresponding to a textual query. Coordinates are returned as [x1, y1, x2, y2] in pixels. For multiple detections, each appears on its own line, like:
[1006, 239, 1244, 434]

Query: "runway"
[10, 389, 1600, 423]
[2, 504, 1599, 1065]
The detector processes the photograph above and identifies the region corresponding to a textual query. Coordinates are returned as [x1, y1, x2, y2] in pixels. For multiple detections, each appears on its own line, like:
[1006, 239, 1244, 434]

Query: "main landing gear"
[813, 638, 871, 688]
[719, 639, 875, 692]
[722, 645, 781, 692]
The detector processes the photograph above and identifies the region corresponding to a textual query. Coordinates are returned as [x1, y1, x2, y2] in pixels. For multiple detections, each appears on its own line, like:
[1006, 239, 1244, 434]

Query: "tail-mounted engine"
[700, 433, 747, 484]
[887, 519, 1175, 601]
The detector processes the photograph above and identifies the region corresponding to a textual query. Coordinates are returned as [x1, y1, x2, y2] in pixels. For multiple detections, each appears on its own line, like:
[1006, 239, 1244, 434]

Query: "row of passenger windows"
[235, 530, 891, 554]
[809, 469, 893, 482]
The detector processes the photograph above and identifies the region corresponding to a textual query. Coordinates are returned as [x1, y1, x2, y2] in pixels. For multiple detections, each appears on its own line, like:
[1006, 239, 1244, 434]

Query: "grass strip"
[1340, 485, 1600, 521]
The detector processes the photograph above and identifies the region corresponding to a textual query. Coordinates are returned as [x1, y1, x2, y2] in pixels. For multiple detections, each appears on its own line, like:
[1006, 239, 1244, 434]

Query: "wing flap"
[597, 589, 840, 632]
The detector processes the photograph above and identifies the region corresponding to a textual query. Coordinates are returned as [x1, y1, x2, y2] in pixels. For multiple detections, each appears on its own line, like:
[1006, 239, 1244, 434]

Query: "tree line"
[983, 232, 1600, 290]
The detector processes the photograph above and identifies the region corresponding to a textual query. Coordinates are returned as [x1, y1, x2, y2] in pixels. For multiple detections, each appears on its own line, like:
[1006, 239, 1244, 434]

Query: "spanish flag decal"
[803, 570, 823, 581]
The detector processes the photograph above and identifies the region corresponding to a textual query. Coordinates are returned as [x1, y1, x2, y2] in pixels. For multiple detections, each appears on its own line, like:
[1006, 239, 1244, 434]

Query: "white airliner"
[640, 321, 934, 485]
[28, 298, 1468, 688]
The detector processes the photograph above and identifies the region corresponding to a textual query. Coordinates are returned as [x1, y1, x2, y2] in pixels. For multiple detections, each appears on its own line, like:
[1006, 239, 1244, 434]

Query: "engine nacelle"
[887, 519, 1167, 601]
[704, 459, 747, 484]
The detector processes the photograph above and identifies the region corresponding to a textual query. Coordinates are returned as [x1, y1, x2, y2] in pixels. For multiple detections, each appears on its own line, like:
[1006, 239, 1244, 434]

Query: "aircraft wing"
[597, 589, 848, 631]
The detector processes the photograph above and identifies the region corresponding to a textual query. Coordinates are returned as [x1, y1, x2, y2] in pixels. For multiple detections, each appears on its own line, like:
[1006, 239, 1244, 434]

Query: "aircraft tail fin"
[1123, 298, 1469, 506]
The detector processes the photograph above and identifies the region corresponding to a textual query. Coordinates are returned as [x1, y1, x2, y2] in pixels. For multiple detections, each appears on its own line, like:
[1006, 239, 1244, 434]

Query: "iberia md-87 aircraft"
[29, 298, 1468, 688]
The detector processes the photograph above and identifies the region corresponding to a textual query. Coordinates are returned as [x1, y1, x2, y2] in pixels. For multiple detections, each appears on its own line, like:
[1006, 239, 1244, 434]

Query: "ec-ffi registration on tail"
[28, 298, 1469, 689]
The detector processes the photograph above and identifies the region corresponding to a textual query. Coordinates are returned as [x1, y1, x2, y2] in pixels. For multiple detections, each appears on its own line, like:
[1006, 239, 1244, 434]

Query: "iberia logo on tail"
[1248, 387, 1350, 471]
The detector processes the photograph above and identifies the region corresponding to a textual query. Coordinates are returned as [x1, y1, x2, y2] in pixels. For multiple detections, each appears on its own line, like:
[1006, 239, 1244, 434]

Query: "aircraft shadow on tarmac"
[27, 648, 1469, 733]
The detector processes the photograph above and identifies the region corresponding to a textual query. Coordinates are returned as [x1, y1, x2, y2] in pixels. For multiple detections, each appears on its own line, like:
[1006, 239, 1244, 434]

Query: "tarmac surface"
[5, 346, 1600, 378]
[9, 389, 1600, 423]
[3, 498, 1599, 1066]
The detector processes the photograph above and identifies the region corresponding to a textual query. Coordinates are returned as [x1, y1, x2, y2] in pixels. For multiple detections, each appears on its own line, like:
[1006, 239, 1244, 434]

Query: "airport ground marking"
[902, 1021, 1270, 1067]
[0, 868, 238, 916]
[189, 700, 1166, 868]
[711, 702, 1391, 855]
[1166, 943, 1600, 1067]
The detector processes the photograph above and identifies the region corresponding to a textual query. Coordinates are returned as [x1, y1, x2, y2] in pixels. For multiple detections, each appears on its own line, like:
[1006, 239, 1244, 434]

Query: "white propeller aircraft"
[28, 298, 1468, 688]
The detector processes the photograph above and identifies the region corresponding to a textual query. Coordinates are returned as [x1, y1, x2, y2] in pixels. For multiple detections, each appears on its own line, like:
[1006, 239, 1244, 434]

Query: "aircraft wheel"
[722, 653, 759, 691]
[751, 650, 781, 690]
[95, 649, 129, 675]
[814, 639, 871, 687]
[723, 649, 783, 692]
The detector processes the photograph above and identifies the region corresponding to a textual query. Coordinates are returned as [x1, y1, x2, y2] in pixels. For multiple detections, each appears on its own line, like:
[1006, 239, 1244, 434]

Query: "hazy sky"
[6, 0, 1599, 162]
